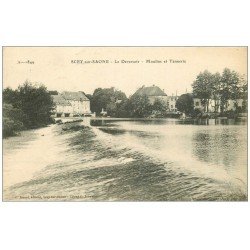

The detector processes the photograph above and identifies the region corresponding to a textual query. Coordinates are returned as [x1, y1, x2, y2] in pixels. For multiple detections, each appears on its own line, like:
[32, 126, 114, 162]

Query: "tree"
[210, 72, 221, 113]
[106, 102, 117, 117]
[17, 81, 55, 127]
[3, 81, 55, 131]
[3, 103, 25, 137]
[3, 87, 19, 105]
[152, 98, 168, 117]
[220, 68, 241, 113]
[176, 94, 194, 115]
[115, 100, 131, 118]
[192, 70, 214, 112]
[91, 87, 127, 116]
[240, 76, 248, 112]
[129, 94, 152, 118]
[192, 68, 244, 114]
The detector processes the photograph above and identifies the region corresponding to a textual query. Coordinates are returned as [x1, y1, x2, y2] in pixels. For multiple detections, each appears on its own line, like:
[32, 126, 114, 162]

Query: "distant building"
[52, 91, 91, 117]
[134, 85, 168, 104]
[52, 94, 73, 117]
[193, 96, 244, 113]
[133, 85, 179, 112]
[193, 97, 203, 110]
[167, 94, 179, 112]
[226, 99, 244, 111]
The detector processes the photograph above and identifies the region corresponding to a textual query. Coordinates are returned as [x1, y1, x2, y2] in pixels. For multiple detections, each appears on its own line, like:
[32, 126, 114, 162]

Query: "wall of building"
[167, 96, 178, 112]
[64, 100, 91, 115]
[52, 93, 91, 117]
[55, 105, 73, 114]
[148, 96, 179, 112]
[69, 100, 90, 115]
[192, 98, 243, 113]
[227, 99, 243, 110]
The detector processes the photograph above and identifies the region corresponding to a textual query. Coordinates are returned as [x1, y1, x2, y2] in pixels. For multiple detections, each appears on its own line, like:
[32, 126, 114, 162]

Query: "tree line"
[3, 82, 167, 137]
[176, 68, 247, 117]
[87, 87, 168, 118]
[3, 68, 247, 137]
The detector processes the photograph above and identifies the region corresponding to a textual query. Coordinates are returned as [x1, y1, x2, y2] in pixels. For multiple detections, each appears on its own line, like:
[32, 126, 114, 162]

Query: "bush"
[3, 103, 24, 137]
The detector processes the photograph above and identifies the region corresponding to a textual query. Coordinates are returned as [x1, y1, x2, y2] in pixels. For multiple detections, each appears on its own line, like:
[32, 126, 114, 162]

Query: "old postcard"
[2, 46, 248, 201]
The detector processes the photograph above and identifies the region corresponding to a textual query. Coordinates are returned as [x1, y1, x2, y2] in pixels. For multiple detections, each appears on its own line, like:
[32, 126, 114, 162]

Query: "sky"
[3, 47, 247, 97]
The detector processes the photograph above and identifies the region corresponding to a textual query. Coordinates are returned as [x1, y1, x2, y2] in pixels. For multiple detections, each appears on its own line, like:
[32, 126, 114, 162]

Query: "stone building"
[52, 91, 91, 117]
[133, 85, 179, 112]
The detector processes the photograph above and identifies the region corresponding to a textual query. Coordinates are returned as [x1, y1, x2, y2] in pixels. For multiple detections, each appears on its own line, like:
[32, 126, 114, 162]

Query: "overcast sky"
[3, 47, 247, 97]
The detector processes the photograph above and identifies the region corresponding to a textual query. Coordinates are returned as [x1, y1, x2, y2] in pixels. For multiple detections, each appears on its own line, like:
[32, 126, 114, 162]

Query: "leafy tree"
[176, 94, 194, 115]
[220, 68, 240, 113]
[115, 100, 131, 118]
[192, 70, 214, 112]
[129, 94, 152, 118]
[240, 77, 248, 112]
[3, 87, 19, 105]
[3, 81, 55, 133]
[91, 87, 127, 116]
[210, 72, 221, 113]
[192, 68, 245, 114]
[3, 103, 25, 137]
[152, 98, 167, 117]
[106, 102, 117, 117]
[17, 81, 55, 127]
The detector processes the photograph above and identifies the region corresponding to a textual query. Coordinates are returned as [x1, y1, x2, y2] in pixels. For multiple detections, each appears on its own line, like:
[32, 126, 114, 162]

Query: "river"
[3, 118, 247, 201]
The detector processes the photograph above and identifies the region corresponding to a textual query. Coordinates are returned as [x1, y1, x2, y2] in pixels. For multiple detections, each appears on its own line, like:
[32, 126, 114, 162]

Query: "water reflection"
[90, 117, 247, 188]
[91, 117, 247, 127]
[3, 117, 247, 201]
[192, 126, 247, 182]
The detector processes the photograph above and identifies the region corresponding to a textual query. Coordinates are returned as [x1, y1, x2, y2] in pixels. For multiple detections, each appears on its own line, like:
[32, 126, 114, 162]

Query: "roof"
[52, 95, 71, 106]
[134, 85, 167, 96]
[61, 91, 89, 101]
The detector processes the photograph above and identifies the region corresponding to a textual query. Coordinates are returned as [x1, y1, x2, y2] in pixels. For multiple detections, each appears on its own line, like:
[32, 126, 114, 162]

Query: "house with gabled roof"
[133, 85, 179, 112]
[52, 91, 91, 117]
[134, 85, 168, 105]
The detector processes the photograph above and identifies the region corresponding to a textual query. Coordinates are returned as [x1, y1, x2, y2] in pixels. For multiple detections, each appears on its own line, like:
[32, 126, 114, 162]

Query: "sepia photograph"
[2, 46, 248, 201]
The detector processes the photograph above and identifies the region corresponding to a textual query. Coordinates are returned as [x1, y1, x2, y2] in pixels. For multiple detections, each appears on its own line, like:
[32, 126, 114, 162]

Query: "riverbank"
[3, 120, 55, 139]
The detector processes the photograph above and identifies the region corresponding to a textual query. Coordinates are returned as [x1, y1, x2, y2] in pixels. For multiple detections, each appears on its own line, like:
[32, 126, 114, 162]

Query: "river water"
[3, 118, 247, 201]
